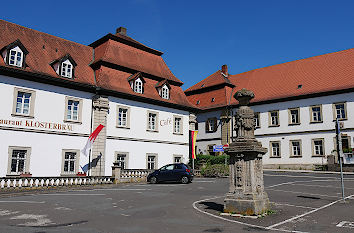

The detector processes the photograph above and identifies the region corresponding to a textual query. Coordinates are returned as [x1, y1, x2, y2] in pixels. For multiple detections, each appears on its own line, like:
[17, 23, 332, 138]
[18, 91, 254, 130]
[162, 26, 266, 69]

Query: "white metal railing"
[0, 176, 113, 189]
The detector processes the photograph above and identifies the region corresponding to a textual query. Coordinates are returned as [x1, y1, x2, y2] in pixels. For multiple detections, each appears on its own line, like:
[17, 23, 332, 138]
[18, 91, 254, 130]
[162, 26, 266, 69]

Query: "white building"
[0, 20, 195, 177]
[185, 50, 354, 169]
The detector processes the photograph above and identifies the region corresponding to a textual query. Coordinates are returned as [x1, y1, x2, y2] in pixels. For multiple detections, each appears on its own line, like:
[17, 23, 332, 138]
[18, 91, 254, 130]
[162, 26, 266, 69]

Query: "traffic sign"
[213, 145, 224, 152]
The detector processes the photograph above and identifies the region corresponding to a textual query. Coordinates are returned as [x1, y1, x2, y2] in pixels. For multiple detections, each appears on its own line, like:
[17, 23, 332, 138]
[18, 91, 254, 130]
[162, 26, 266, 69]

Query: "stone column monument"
[224, 88, 269, 215]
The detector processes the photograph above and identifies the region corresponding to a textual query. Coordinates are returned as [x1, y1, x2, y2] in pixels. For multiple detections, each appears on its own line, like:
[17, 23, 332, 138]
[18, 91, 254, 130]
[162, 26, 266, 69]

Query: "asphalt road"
[0, 171, 354, 233]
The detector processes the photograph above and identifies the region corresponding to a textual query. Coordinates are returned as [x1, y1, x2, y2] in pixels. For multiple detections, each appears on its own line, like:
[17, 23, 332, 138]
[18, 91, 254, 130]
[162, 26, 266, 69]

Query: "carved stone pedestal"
[224, 89, 269, 215]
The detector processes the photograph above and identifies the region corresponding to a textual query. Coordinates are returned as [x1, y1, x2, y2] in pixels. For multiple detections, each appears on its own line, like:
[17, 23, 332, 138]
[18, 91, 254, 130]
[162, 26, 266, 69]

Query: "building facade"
[0, 20, 195, 177]
[185, 50, 354, 169]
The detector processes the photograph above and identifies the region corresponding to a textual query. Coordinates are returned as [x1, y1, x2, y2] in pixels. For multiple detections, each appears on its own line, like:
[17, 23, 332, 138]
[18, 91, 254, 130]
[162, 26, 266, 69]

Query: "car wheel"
[150, 176, 157, 184]
[181, 176, 189, 184]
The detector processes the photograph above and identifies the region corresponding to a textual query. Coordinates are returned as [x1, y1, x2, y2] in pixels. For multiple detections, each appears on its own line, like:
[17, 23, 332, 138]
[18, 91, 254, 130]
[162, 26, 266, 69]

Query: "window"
[333, 103, 347, 120]
[289, 108, 300, 125]
[12, 87, 36, 118]
[117, 106, 130, 128]
[147, 154, 157, 170]
[211, 98, 215, 102]
[147, 111, 158, 132]
[206, 117, 217, 133]
[196, 100, 200, 105]
[61, 60, 73, 78]
[312, 139, 325, 156]
[64, 97, 82, 123]
[7, 147, 31, 175]
[9, 46, 23, 67]
[270, 141, 281, 158]
[310, 105, 322, 123]
[161, 85, 169, 99]
[61, 149, 79, 175]
[173, 155, 182, 163]
[335, 136, 352, 153]
[115, 152, 129, 169]
[290, 140, 302, 157]
[254, 112, 260, 128]
[269, 111, 279, 126]
[173, 116, 183, 134]
[134, 78, 143, 94]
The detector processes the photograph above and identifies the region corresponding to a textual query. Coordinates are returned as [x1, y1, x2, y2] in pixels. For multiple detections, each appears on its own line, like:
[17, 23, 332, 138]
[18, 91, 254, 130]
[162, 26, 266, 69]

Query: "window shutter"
[213, 118, 217, 132]
[205, 119, 209, 132]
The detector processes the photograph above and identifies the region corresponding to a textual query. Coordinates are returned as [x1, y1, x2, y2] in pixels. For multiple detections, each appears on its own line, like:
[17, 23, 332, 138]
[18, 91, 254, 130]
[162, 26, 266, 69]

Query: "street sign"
[223, 144, 229, 150]
[213, 145, 224, 152]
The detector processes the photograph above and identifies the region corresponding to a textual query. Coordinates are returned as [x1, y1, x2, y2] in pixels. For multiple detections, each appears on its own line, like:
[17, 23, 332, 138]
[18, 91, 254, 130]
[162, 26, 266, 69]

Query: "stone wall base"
[263, 164, 316, 170]
[224, 196, 270, 215]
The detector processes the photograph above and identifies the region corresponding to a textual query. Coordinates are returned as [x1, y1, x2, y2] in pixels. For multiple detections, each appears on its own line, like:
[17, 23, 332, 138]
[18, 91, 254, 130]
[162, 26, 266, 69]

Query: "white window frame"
[310, 105, 323, 123]
[8, 46, 24, 67]
[290, 140, 302, 157]
[61, 59, 73, 78]
[146, 153, 158, 170]
[269, 110, 279, 127]
[64, 96, 83, 124]
[333, 102, 347, 120]
[288, 108, 300, 125]
[161, 85, 169, 99]
[7, 146, 31, 176]
[116, 105, 130, 128]
[173, 155, 183, 163]
[269, 141, 281, 158]
[115, 152, 129, 169]
[134, 78, 143, 94]
[312, 138, 325, 157]
[254, 112, 260, 128]
[173, 115, 183, 135]
[147, 111, 159, 132]
[61, 149, 80, 176]
[12, 87, 36, 118]
[206, 117, 217, 133]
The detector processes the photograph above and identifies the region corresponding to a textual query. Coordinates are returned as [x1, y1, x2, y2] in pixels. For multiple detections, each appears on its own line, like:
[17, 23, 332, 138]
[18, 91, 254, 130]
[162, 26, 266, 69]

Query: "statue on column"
[224, 88, 269, 215]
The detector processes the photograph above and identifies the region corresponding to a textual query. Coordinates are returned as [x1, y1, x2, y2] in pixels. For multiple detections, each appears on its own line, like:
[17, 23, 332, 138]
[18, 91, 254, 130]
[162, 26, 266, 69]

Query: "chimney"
[116, 27, 127, 36]
[221, 64, 228, 76]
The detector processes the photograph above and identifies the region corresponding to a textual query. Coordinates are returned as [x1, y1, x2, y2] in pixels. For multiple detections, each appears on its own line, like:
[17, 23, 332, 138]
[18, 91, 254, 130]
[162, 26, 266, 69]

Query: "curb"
[264, 169, 354, 175]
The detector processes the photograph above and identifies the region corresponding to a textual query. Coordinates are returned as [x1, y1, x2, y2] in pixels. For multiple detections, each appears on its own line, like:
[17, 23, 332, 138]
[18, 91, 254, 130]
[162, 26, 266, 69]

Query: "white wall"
[0, 75, 92, 176]
[195, 92, 354, 165]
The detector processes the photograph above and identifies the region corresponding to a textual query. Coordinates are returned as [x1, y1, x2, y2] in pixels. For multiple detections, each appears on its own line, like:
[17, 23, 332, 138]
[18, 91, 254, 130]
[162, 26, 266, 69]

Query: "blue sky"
[2, 0, 354, 90]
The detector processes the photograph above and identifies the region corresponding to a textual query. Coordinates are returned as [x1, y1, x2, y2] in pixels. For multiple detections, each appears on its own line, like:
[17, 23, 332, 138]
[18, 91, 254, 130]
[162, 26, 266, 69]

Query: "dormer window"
[9, 47, 23, 67]
[155, 80, 171, 100]
[134, 78, 143, 93]
[50, 54, 77, 79]
[61, 60, 73, 78]
[1, 39, 29, 68]
[161, 85, 169, 99]
[128, 72, 145, 94]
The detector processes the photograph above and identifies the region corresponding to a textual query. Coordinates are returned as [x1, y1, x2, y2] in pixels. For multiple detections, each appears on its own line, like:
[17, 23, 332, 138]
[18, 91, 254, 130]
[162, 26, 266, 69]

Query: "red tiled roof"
[0, 20, 194, 110]
[185, 70, 232, 92]
[186, 48, 354, 109]
[92, 39, 182, 84]
[0, 20, 95, 86]
[96, 66, 193, 107]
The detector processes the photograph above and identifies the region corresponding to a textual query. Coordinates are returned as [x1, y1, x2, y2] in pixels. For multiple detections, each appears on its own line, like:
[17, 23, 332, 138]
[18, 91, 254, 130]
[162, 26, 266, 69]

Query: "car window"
[175, 164, 183, 170]
[165, 165, 174, 170]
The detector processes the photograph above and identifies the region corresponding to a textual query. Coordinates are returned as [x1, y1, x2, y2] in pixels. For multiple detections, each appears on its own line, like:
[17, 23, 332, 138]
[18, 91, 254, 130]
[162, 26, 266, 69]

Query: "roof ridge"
[0, 19, 89, 48]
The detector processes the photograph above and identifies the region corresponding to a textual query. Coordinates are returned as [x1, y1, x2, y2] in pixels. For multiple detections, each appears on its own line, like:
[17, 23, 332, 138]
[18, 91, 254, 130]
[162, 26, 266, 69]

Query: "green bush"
[201, 164, 229, 177]
[189, 154, 229, 169]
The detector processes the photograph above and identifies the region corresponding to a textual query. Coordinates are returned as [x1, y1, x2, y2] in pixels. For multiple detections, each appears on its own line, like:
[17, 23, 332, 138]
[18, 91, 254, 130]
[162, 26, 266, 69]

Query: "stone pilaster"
[224, 89, 269, 215]
[91, 95, 109, 176]
[220, 109, 231, 145]
[189, 113, 197, 131]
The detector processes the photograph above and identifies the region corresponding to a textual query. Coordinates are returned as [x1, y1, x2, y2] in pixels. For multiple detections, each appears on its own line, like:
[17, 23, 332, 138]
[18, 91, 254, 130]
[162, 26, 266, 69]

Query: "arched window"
[134, 78, 143, 93]
[9, 46, 23, 67]
[161, 85, 169, 99]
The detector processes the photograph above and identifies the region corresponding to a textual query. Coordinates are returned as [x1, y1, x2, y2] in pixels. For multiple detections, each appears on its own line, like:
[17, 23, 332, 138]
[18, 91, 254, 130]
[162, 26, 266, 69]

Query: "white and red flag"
[81, 124, 104, 157]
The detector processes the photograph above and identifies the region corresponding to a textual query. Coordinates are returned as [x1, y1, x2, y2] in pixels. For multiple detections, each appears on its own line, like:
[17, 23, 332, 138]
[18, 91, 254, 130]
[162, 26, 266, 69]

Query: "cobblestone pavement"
[0, 171, 353, 233]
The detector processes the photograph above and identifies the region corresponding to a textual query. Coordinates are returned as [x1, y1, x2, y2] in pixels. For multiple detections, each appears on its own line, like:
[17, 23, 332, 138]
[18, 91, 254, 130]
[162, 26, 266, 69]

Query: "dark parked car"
[147, 163, 193, 184]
